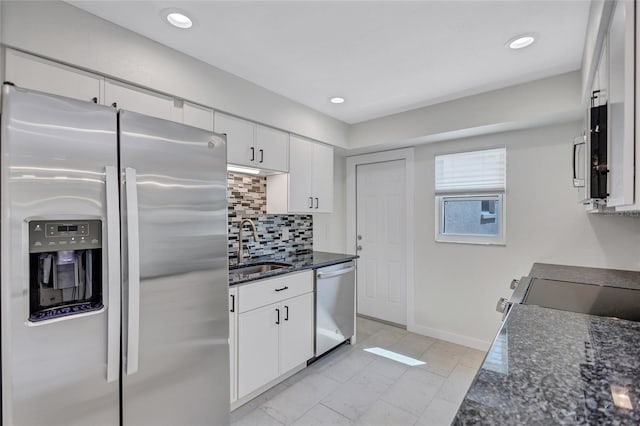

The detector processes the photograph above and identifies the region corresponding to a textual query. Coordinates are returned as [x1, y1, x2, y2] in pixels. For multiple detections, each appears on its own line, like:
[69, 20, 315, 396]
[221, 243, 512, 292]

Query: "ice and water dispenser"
[28, 220, 103, 322]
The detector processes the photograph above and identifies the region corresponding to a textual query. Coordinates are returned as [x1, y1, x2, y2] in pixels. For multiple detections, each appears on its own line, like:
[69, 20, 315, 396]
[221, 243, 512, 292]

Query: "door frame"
[346, 148, 415, 330]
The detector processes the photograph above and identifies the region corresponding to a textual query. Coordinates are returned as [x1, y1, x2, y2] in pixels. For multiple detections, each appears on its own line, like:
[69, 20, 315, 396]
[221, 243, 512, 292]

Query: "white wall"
[412, 122, 640, 349]
[348, 72, 582, 152]
[312, 154, 347, 253]
[0, 0, 349, 147]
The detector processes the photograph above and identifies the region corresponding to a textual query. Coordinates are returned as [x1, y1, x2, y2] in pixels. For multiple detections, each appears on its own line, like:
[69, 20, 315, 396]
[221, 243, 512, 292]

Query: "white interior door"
[356, 160, 407, 325]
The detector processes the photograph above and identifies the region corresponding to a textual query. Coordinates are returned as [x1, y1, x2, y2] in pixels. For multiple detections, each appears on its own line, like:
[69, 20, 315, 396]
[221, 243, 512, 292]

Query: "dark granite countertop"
[454, 304, 640, 425]
[229, 251, 358, 286]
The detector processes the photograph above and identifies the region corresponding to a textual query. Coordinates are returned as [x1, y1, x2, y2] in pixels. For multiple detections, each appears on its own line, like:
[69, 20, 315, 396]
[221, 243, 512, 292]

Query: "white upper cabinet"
[105, 79, 179, 122]
[182, 101, 214, 132]
[311, 142, 334, 213]
[256, 125, 289, 172]
[268, 135, 333, 214]
[5, 48, 102, 104]
[579, 0, 639, 213]
[288, 136, 315, 212]
[607, 0, 635, 208]
[215, 113, 255, 167]
[632, 0, 640, 212]
[215, 112, 289, 172]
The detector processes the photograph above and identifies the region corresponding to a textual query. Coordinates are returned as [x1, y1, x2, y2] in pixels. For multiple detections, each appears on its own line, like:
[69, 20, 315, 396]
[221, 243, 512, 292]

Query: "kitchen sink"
[229, 262, 291, 276]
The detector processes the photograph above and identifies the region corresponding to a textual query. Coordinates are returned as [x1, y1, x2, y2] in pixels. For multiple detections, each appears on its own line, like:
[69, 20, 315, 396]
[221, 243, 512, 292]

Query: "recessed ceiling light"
[507, 35, 535, 50]
[330, 97, 345, 104]
[166, 12, 193, 29]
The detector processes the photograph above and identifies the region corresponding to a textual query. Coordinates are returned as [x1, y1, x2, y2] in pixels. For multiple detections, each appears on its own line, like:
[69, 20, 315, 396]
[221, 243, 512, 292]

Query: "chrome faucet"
[237, 218, 259, 265]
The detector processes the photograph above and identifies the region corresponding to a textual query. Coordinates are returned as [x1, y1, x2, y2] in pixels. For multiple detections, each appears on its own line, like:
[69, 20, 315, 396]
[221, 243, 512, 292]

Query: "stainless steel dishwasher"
[315, 260, 356, 357]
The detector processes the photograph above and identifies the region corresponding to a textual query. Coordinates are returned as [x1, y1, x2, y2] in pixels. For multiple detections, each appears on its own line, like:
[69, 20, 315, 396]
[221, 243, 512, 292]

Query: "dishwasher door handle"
[317, 266, 355, 279]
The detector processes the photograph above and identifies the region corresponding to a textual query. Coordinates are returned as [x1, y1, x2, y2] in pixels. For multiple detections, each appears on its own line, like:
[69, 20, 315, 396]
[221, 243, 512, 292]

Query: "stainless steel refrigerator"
[0, 84, 230, 426]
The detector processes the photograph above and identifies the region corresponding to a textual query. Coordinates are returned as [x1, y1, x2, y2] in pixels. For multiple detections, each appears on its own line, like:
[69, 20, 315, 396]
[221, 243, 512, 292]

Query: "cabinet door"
[279, 293, 314, 374]
[608, 0, 635, 208]
[229, 287, 238, 404]
[237, 303, 279, 398]
[214, 113, 255, 167]
[183, 102, 214, 132]
[5, 49, 102, 104]
[311, 143, 334, 213]
[105, 80, 178, 122]
[288, 136, 314, 212]
[256, 125, 289, 172]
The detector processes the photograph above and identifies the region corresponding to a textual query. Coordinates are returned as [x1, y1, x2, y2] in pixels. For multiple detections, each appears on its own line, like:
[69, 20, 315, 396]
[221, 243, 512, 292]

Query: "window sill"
[435, 238, 506, 246]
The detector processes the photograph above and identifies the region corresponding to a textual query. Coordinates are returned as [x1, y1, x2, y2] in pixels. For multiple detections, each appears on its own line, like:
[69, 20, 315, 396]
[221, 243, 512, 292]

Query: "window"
[435, 148, 506, 244]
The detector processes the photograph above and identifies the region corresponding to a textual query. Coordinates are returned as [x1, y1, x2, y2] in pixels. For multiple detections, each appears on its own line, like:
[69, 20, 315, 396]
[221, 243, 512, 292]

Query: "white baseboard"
[407, 323, 491, 352]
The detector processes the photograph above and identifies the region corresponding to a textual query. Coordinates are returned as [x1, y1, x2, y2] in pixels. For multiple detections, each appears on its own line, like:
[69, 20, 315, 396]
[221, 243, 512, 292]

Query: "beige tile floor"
[231, 317, 485, 426]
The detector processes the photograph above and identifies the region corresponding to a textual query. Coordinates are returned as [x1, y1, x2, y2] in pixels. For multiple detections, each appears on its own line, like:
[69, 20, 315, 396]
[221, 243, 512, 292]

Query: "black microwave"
[589, 90, 608, 200]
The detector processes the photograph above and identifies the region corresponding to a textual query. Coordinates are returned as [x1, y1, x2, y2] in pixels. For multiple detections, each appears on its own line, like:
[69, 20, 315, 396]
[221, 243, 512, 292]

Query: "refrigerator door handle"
[105, 166, 121, 383]
[125, 167, 141, 375]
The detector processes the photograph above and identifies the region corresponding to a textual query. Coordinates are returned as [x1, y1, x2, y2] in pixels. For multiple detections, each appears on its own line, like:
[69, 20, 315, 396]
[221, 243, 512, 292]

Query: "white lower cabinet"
[229, 287, 238, 404]
[278, 292, 314, 374]
[235, 271, 314, 400]
[237, 302, 281, 398]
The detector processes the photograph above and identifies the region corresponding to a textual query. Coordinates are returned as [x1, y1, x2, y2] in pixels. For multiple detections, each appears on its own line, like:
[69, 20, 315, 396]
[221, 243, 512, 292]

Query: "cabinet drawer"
[238, 270, 313, 313]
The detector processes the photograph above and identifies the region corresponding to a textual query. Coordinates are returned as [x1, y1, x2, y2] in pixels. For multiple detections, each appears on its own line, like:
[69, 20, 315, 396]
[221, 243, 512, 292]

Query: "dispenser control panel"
[29, 220, 102, 253]
[28, 219, 104, 322]
[46, 223, 89, 237]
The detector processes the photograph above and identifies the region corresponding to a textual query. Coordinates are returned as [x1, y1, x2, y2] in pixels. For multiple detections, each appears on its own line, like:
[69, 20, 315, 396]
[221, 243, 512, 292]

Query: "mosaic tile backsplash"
[228, 173, 312, 262]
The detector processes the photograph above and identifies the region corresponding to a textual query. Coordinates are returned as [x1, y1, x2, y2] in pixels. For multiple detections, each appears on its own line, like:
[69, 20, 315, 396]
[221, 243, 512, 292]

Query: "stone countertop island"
[453, 303, 640, 425]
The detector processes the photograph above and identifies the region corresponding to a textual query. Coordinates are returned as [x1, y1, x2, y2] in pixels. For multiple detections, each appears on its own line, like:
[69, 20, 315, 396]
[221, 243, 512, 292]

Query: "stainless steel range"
[497, 263, 640, 322]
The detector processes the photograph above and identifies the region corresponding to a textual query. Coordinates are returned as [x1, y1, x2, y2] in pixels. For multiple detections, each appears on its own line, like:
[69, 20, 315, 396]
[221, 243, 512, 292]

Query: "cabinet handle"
[284, 305, 289, 321]
[573, 143, 578, 179]
[259, 149, 264, 163]
[274, 286, 289, 292]
[309, 197, 314, 209]
[111, 102, 117, 108]
[275, 308, 280, 325]
[91, 97, 98, 104]
[250, 147, 255, 161]
[315, 198, 319, 209]
[230, 294, 235, 313]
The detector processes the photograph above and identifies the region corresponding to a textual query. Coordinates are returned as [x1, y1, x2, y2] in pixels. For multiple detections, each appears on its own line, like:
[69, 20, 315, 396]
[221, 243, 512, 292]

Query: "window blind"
[435, 148, 506, 192]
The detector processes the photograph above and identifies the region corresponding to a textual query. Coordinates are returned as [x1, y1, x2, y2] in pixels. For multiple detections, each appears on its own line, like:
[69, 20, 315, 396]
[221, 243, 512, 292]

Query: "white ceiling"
[67, 1, 590, 124]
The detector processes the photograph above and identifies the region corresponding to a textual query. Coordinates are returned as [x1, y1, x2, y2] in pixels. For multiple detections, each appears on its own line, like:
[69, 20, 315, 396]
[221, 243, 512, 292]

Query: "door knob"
[357, 235, 362, 240]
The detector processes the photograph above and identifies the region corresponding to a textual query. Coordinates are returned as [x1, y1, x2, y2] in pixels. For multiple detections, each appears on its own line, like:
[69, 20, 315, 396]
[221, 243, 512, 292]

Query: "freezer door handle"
[125, 167, 141, 375]
[317, 266, 355, 279]
[105, 166, 121, 383]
